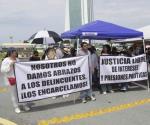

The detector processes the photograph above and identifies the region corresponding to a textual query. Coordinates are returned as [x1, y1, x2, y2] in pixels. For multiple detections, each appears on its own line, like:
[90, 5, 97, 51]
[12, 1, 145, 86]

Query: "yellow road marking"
[0, 117, 17, 125]
[0, 87, 8, 93]
[38, 98, 150, 125]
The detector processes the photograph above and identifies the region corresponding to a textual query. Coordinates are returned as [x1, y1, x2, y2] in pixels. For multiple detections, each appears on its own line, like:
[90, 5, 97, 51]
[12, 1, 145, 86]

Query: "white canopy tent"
[103, 25, 150, 91]
[121, 25, 150, 91]
[138, 25, 150, 40]
[121, 25, 150, 42]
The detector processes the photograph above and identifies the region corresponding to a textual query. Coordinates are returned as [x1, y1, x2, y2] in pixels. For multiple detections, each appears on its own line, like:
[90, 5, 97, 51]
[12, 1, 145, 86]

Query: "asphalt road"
[0, 62, 150, 125]
[0, 80, 150, 125]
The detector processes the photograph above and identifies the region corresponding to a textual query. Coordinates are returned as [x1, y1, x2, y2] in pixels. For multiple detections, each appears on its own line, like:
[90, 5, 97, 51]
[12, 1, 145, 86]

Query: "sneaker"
[82, 99, 87, 103]
[52, 96, 56, 99]
[63, 94, 69, 98]
[15, 107, 21, 114]
[109, 90, 114, 93]
[102, 91, 107, 94]
[91, 96, 96, 101]
[23, 105, 30, 111]
[120, 87, 127, 91]
[65, 94, 69, 97]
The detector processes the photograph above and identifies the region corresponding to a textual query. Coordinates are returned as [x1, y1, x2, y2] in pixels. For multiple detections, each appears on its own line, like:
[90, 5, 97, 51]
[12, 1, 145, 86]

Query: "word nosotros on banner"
[30, 60, 76, 71]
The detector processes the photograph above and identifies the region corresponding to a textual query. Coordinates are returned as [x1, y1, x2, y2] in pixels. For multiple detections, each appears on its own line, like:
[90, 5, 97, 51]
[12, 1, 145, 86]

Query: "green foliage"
[0, 52, 6, 62]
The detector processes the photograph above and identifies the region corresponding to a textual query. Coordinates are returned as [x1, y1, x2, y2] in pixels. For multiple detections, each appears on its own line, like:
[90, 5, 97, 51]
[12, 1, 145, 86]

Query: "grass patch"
[0, 52, 6, 62]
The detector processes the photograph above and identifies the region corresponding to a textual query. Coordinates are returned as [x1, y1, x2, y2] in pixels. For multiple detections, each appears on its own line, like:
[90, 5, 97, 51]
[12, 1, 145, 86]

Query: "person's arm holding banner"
[0, 48, 30, 113]
[100, 45, 114, 94]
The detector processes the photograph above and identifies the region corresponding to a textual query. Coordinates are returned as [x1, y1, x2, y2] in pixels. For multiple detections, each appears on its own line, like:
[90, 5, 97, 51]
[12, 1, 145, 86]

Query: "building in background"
[65, 0, 94, 31]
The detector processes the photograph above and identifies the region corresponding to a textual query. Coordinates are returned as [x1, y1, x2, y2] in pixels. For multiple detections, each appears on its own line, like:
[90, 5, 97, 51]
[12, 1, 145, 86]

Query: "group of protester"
[0, 41, 145, 113]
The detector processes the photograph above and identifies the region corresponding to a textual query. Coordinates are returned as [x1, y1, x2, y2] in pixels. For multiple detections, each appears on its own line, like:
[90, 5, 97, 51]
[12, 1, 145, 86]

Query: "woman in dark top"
[29, 50, 40, 61]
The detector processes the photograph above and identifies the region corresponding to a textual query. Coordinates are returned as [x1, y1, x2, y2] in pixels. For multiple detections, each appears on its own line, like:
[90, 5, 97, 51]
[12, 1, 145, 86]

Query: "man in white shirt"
[77, 42, 96, 103]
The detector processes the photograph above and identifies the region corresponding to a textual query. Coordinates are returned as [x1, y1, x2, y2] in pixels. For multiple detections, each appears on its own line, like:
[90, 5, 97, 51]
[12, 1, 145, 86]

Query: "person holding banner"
[1, 48, 30, 113]
[45, 47, 58, 99]
[88, 46, 100, 90]
[56, 44, 64, 59]
[119, 47, 133, 91]
[77, 42, 96, 103]
[45, 47, 57, 60]
[62, 45, 72, 98]
[62, 46, 72, 58]
[101, 45, 114, 94]
[29, 50, 40, 61]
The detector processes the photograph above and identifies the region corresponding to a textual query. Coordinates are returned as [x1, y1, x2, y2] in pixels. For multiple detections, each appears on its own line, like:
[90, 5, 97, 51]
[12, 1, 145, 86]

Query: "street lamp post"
[9, 36, 13, 43]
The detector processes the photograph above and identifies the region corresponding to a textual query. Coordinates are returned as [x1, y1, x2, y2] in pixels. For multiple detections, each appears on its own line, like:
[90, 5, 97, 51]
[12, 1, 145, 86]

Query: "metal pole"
[73, 94, 76, 104]
[142, 38, 150, 92]
[44, 37, 48, 49]
[73, 38, 80, 104]
[77, 38, 79, 54]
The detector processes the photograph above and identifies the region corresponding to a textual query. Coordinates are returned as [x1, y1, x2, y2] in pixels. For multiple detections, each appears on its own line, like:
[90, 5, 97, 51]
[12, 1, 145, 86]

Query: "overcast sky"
[0, 0, 150, 42]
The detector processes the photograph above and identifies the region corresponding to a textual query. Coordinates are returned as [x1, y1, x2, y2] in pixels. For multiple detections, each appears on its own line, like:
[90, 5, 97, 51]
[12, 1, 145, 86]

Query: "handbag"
[8, 77, 16, 86]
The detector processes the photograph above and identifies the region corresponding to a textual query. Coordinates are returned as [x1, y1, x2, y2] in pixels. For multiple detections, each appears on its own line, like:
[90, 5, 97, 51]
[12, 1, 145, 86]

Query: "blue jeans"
[101, 84, 112, 92]
[80, 89, 92, 99]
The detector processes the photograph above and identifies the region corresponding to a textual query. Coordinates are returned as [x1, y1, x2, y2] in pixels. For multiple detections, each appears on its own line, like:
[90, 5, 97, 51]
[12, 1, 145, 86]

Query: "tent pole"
[142, 38, 146, 53]
[142, 38, 150, 92]
[44, 37, 47, 49]
[111, 42, 112, 53]
[89, 39, 91, 45]
[109, 40, 113, 53]
[77, 38, 79, 55]
[73, 38, 80, 104]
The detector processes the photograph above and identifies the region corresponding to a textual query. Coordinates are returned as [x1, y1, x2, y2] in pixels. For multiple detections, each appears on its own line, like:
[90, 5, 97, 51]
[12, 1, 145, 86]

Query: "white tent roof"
[138, 25, 150, 40]
[119, 25, 150, 42]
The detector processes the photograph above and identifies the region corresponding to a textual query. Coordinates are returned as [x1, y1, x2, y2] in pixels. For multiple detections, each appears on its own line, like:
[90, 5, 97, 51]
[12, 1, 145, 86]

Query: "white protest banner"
[15, 56, 90, 102]
[100, 54, 148, 84]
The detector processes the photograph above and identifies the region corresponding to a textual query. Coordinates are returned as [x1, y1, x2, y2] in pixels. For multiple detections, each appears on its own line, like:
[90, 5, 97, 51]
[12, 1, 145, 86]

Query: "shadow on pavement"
[28, 99, 81, 113]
